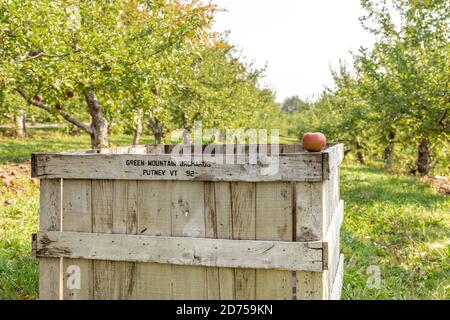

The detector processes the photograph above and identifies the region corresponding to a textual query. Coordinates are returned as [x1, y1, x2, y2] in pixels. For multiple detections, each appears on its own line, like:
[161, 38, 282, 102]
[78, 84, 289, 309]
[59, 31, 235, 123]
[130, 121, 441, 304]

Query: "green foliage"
[273, 0, 449, 175]
[281, 96, 310, 114]
[0, 1, 280, 144]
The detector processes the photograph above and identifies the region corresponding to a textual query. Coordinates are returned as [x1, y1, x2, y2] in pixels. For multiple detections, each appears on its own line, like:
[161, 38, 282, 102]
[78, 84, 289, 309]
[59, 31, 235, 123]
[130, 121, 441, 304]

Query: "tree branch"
[16, 88, 93, 135]
[437, 109, 448, 127]
[18, 49, 81, 63]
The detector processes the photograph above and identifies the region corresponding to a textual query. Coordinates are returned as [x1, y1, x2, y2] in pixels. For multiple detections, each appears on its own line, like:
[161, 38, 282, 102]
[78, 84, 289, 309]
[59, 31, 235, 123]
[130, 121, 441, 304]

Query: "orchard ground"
[0, 130, 448, 300]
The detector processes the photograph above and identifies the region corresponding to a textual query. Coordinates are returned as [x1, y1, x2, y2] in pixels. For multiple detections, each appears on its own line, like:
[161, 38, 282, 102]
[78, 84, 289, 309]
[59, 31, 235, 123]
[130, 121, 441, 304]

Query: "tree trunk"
[31, 115, 36, 126]
[84, 91, 108, 149]
[149, 116, 164, 144]
[132, 109, 143, 146]
[383, 132, 395, 173]
[181, 112, 192, 144]
[355, 138, 366, 165]
[14, 110, 26, 137]
[417, 138, 431, 176]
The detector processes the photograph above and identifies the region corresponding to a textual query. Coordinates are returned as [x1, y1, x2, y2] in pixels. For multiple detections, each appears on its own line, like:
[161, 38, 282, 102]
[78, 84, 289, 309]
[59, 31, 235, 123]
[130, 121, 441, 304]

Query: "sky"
[212, 0, 375, 102]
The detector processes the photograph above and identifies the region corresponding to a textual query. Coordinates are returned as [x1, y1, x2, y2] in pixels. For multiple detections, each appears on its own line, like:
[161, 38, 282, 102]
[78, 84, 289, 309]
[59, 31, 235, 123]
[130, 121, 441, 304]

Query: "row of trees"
[0, 0, 279, 147]
[280, 0, 449, 176]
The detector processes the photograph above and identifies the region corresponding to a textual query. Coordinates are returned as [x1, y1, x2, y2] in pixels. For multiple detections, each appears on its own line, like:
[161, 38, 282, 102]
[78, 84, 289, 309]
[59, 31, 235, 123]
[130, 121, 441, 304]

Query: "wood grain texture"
[326, 200, 344, 288]
[137, 181, 172, 299]
[171, 181, 207, 299]
[92, 180, 114, 300]
[330, 254, 344, 300]
[255, 182, 293, 300]
[322, 144, 345, 180]
[31, 153, 324, 182]
[38, 179, 62, 300]
[295, 181, 325, 300]
[204, 182, 220, 300]
[231, 182, 256, 299]
[112, 181, 138, 299]
[35, 231, 323, 271]
[214, 182, 235, 299]
[62, 180, 93, 300]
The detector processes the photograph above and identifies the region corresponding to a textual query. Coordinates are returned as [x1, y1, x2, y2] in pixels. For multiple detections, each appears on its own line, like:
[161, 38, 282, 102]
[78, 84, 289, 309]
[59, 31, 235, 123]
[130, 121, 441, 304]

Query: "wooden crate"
[31, 143, 345, 300]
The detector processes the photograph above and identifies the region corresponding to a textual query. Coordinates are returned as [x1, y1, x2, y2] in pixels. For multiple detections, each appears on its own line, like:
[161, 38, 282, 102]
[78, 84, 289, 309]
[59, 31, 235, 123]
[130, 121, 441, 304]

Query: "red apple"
[33, 94, 43, 102]
[66, 91, 74, 98]
[56, 104, 62, 111]
[302, 132, 327, 152]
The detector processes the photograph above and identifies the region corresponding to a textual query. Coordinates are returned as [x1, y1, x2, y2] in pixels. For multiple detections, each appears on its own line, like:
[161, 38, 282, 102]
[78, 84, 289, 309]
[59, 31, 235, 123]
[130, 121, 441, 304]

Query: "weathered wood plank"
[214, 182, 235, 299]
[35, 231, 323, 271]
[92, 180, 114, 300]
[322, 144, 345, 180]
[31, 153, 324, 182]
[255, 182, 293, 300]
[137, 181, 172, 299]
[38, 179, 62, 300]
[325, 200, 344, 288]
[62, 180, 93, 300]
[204, 182, 220, 300]
[330, 254, 344, 300]
[112, 181, 138, 299]
[295, 181, 325, 300]
[171, 181, 207, 299]
[231, 182, 256, 299]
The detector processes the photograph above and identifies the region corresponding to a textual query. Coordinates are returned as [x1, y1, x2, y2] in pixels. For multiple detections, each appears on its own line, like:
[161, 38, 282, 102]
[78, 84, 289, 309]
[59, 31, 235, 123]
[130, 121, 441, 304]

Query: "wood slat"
[325, 200, 344, 288]
[330, 254, 344, 300]
[214, 182, 235, 299]
[137, 181, 172, 299]
[171, 181, 207, 299]
[295, 182, 326, 300]
[34, 231, 323, 272]
[38, 179, 62, 300]
[62, 180, 93, 300]
[204, 182, 220, 300]
[255, 182, 293, 300]
[112, 181, 138, 299]
[31, 153, 325, 182]
[92, 180, 114, 300]
[231, 182, 256, 299]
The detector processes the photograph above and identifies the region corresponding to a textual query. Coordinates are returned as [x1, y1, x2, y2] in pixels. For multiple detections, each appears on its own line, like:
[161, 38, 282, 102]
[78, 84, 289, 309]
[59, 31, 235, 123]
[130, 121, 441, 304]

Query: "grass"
[341, 166, 449, 299]
[0, 129, 155, 164]
[0, 131, 448, 299]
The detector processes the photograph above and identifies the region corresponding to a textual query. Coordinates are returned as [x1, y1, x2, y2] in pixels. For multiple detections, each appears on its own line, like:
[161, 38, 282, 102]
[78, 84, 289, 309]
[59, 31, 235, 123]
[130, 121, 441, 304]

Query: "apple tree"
[0, 0, 214, 148]
[356, 0, 449, 174]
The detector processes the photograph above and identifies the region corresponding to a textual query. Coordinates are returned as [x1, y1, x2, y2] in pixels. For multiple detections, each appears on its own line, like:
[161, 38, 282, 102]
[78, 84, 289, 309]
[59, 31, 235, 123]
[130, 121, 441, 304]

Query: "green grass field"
[0, 131, 448, 299]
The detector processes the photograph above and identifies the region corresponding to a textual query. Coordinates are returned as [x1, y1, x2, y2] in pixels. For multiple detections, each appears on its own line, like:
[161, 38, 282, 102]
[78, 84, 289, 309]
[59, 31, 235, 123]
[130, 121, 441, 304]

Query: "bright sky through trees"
[212, 0, 375, 102]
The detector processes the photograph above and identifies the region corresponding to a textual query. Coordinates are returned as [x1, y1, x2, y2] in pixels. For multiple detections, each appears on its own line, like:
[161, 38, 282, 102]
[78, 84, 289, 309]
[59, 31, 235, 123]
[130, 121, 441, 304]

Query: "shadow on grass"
[341, 165, 447, 208]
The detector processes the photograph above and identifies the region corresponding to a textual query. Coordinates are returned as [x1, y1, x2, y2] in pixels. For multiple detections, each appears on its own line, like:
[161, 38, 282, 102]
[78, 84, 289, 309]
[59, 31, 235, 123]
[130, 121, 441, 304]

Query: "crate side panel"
[255, 182, 293, 300]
